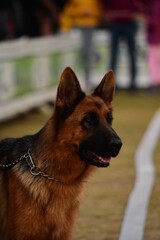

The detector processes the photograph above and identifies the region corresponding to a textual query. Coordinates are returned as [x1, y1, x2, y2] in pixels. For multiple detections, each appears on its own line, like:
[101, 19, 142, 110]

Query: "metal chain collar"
[0, 153, 27, 169]
[0, 150, 62, 182]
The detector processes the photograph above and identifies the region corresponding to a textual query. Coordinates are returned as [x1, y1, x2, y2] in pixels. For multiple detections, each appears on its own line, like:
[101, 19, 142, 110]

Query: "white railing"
[0, 29, 149, 121]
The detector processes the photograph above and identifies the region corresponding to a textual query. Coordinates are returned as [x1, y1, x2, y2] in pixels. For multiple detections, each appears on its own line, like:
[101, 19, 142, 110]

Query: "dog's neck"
[31, 120, 95, 185]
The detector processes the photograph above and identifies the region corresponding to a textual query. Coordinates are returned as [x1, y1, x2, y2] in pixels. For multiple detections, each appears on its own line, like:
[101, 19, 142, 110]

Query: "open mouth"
[81, 148, 111, 168]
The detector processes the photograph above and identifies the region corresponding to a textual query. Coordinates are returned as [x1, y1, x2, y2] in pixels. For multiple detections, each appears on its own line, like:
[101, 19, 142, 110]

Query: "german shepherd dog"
[0, 67, 122, 240]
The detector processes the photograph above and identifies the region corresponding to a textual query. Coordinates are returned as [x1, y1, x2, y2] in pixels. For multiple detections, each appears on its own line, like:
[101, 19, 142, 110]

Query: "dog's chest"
[31, 188, 81, 239]
[45, 186, 80, 221]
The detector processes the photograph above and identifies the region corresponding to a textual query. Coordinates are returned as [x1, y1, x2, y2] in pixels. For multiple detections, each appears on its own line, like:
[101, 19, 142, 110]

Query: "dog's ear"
[55, 67, 85, 118]
[93, 70, 115, 103]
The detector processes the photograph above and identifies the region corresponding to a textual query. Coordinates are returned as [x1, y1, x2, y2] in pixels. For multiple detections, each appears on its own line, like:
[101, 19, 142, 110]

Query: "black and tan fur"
[0, 67, 122, 240]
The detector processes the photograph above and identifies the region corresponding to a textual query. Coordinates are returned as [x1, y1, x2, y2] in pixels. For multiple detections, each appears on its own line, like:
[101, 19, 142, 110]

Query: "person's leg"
[80, 27, 94, 87]
[126, 22, 136, 89]
[110, 24, 119, 75]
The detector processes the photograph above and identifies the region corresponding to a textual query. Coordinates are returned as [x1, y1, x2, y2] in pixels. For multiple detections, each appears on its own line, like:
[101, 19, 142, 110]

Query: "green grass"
[0, 91, 160, 239]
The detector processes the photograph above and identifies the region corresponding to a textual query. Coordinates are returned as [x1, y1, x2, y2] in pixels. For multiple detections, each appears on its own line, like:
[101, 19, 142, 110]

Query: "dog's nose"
[109, 138, 122, 157]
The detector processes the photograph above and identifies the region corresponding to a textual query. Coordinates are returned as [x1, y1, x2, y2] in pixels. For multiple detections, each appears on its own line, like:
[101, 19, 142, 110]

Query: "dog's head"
[54, 67, 122, 168]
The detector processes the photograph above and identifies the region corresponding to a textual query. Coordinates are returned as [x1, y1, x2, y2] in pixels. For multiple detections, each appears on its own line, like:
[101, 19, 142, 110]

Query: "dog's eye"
[106, 112, 113, 125]
[82, 112, 98, 128]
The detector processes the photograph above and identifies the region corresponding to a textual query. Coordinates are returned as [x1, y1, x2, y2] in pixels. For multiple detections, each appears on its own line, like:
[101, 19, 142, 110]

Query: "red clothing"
[146, 0, 160, 44]
[102, 0, 138, 23]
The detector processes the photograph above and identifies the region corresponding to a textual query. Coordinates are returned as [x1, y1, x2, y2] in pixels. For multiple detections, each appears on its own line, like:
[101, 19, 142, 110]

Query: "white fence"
[0, 29, 149, 121]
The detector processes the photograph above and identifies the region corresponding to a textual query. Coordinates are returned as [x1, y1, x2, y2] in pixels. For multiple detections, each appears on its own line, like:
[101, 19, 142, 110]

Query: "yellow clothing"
[61, 0, 101, 31]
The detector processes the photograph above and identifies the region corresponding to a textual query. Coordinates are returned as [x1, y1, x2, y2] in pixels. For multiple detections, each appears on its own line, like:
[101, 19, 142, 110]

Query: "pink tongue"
[89, 151, 111, 163]
[96, 155, 111, 163]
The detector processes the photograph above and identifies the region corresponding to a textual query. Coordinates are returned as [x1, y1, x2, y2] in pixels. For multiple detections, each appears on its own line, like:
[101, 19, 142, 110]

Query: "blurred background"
[0, 0, 160, 239]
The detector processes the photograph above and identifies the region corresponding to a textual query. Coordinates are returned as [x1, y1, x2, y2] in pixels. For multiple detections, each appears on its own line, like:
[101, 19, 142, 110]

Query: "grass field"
[0, 91, 160, 240]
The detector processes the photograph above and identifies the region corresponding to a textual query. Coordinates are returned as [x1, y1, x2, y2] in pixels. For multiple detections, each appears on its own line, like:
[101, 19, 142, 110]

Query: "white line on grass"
[119, 110, 160, 240]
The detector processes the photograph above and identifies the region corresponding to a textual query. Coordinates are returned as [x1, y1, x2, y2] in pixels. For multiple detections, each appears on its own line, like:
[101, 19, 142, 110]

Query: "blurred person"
[61, 0, 101, 88]
[19, 0, 67, 38]
[37, 0, 61, 36]
[19, 0, 41, 37]
[142, 0, 160, 91]
[11, 0, 26, 38]
[102, 0, 139, 91]
[0, 0, 14, 40]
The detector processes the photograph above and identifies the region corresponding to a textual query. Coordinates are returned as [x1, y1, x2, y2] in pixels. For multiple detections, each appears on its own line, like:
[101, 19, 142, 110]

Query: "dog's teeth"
[88, 151, 110, 163]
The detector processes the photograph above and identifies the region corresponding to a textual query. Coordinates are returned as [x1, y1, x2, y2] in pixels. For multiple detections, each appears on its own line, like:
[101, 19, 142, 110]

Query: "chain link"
[0, 150, 62, 182]
[0, 153, 27, 169]
[30, 167, 60, 181]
